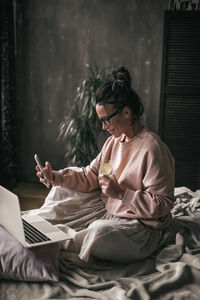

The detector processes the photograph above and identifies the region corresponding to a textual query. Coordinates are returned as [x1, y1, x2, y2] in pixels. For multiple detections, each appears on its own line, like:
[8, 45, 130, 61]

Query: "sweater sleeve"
[52, 136, 114, 192]
[52, 155, 101, 192]
[121, 142, 175, 220]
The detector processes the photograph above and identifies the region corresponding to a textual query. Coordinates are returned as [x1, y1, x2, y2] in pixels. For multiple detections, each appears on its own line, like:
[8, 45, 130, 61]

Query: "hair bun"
[111, 66, 131, 90]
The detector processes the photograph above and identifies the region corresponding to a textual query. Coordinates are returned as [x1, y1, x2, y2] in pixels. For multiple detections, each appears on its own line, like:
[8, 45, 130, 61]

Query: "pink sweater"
[53, 128, 175, 228]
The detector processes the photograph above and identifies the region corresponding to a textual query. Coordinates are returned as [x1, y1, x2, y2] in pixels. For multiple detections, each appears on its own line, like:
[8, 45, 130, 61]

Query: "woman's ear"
[123, 106, 132, 118]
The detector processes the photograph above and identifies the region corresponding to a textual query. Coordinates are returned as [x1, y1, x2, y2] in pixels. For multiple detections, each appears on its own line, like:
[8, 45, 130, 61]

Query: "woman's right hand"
[36, 161, 54, 188]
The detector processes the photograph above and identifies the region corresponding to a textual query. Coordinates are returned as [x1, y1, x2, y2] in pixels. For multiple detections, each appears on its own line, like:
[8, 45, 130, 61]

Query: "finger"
[43, 162, 52, 177]
[101, 186, 109, 195]
[99, 178, 108, 187]
[39, 177, 45, 184]
[99, 174, 110, 179]
[36, 165, 41, 172]
[45, 181, 50, 188]
[41, 178, 49, 188]
[36, 171, 43, 178]
[45, 161, 52, 171]
[110, 174, 118, 182]
[43, 165, 48, 173]
[40, 177, 49, 188]
[99, 174, 111, 182]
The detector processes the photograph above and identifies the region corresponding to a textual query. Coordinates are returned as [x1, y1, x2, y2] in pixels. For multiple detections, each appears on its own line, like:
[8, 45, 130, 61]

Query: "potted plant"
[58, 64, 109, 166]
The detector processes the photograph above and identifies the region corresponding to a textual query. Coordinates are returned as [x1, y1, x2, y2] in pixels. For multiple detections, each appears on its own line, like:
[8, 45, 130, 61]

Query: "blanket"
[1, 186, 200, 300]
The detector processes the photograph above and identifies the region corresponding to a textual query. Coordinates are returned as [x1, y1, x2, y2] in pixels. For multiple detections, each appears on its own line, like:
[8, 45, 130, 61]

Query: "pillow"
[0, 226, 60, 282]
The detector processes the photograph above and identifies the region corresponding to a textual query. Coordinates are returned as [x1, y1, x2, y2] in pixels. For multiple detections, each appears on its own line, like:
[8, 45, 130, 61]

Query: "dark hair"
[95, 66, 144, 119]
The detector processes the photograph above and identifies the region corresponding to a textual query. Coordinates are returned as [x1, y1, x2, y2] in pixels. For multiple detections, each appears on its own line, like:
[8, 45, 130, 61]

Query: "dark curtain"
[0, 0, 17, 189]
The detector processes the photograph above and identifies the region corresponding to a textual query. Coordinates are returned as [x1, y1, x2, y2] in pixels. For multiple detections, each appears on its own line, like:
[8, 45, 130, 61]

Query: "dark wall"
[15, 0, 168, 183]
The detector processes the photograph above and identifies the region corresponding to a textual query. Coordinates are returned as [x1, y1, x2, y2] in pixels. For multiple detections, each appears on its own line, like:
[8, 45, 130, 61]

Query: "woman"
[36, 66, 175, 263]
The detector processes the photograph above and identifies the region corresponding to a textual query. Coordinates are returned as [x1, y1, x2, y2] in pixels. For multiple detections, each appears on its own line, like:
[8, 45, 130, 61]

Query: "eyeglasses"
[99, 109, 122, 126]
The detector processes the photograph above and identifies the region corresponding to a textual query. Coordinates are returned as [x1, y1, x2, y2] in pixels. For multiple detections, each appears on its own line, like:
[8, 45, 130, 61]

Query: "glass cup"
[99, 161, 112, 175]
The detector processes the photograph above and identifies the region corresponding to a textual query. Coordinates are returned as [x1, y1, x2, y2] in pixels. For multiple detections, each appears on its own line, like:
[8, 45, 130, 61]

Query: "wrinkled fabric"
[24, 186, 163, 263]
[23, 186, 106, 231]
[4, 187, 198, 300]
[0, 226, 60, 282]
[78, 217, 163, 263]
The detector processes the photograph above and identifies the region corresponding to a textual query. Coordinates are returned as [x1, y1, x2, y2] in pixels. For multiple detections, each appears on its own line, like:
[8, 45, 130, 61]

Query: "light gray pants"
[62, 211, 163, 263]
[77, 217, 162, 263]
[31, 186, 164, 263]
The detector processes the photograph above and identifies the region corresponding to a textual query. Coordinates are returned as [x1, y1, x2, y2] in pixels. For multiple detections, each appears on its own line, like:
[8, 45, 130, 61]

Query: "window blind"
[159, 11, 200, 190]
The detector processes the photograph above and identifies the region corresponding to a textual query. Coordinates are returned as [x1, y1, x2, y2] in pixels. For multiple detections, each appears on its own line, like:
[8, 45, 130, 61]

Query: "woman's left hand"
[98, 174, 125, 200]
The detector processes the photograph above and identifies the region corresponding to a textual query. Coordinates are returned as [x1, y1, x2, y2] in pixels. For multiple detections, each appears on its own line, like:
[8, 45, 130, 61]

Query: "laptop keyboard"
[22, 218, 51, 244]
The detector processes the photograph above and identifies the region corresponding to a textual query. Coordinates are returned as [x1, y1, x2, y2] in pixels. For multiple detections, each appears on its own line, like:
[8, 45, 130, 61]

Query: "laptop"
[0, 185, 72, 248]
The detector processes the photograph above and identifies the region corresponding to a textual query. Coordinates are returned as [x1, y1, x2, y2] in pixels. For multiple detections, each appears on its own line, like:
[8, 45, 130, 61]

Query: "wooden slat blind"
[159, 11, 200, 191]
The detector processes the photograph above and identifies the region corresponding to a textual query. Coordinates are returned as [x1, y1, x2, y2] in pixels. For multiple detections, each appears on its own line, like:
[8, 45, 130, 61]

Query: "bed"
[1, 186, 200, 300]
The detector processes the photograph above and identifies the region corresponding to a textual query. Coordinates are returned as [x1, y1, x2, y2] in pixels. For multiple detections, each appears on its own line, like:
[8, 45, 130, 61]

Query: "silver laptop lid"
[0, 185, 26, 247]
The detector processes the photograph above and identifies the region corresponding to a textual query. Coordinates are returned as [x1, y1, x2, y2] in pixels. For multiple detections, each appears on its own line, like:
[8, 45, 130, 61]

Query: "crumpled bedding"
[1, 186, 200, 300]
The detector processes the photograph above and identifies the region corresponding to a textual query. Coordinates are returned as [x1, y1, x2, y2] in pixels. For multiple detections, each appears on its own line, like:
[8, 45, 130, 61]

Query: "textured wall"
[15, 0, 168, 182]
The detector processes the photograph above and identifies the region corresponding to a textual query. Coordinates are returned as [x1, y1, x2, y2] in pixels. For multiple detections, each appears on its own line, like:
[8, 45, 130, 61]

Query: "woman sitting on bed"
[36, 66, 175, 263]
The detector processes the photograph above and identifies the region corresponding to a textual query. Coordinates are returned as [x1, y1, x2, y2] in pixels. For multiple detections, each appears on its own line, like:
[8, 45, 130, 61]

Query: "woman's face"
[96, 103, 132, 138]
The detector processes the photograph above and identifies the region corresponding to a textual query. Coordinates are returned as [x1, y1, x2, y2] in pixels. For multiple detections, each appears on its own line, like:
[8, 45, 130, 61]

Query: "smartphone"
[34, 154, 50, 187]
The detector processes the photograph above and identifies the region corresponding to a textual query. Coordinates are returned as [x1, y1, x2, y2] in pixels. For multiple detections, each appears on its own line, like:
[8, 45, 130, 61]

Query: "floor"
[12, 182, 49, 211]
